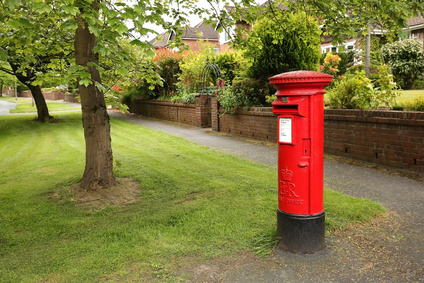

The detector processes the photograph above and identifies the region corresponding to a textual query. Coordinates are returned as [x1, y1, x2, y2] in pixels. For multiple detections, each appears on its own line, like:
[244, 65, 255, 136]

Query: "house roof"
[179, 21, 219, 41]
[407, 12, 424, 28]
[149, 21, 219, 49]
[149, 32, 171, 48]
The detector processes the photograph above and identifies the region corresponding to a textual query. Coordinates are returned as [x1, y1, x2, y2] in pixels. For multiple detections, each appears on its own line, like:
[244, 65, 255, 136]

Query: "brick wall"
[2, 89, 64, 100]
[211, 97, 423, 174]
[324, 109, 424, 173]
[128, 97, 424, 174]
[211, 96, 278, 141]
[127, 95, 210, 127]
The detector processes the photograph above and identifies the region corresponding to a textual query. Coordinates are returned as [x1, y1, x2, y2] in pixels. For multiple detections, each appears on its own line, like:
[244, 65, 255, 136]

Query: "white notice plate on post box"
[279, 117, 292, 143]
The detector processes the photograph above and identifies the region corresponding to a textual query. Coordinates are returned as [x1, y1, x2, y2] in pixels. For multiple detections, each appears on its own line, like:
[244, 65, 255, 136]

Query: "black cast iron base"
[277, 209, 326, 254]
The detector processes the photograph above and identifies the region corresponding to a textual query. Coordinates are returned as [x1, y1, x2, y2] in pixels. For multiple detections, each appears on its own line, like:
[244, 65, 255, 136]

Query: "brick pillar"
[195, 95, 209, 127]
[210, 96, 219, 132]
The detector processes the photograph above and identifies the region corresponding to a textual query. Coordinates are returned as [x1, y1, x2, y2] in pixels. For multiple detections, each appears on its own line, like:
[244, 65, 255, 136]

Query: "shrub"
[320, 50, 355, 77]
[403, 95, 424, 111]
[244, 11, 321, 81]
[411, 78, 424, 89]
[17, 83, 30, 92]
[153, 48, 183, 98]
[214, 51, 247, 84]
[231, 77, 274, 107]
[381, 39, 424, 89]
[327, 71, 374, 109]
[229, 11, 320, 108]
[320, 52, 341, 76]
[119, 56, 162, 103]
[327, 66, 399, 109]
[215, 81, 241, 114]
[120, 84, 155, 105]
[338, 50, 356, 76]
[176, 41, 215, 95]
[373, 64, 400, 108]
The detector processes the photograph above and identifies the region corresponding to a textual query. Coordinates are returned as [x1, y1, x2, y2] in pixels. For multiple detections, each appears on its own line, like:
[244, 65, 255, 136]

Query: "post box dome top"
[269, 70, 333, 96]
[269, 70, 333, 85]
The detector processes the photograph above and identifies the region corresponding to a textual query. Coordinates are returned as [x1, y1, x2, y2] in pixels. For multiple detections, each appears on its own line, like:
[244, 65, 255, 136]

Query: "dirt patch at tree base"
[52, 178, 141, 211]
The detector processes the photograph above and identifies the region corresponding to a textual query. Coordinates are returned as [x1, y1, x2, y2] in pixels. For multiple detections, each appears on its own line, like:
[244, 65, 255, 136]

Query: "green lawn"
[397, 89, 424, 104]
[0, 96, 80, 113]
[0, 112, 385, 282]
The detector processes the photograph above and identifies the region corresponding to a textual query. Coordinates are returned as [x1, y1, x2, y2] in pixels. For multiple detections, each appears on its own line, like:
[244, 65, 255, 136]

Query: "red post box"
[269, 70, 332, 254]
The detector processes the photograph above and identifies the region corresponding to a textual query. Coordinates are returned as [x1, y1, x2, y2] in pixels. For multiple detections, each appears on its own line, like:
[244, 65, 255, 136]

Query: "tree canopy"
[273, 0, 424, 42]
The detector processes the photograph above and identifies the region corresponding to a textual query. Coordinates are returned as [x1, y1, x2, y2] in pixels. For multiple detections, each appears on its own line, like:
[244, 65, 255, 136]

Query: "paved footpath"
[0, 99, 18, 116]
[109, 111, 424, 283]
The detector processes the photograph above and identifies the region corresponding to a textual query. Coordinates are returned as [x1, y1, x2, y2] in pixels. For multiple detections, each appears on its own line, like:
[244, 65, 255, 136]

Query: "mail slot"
[269, 70, 333, 254]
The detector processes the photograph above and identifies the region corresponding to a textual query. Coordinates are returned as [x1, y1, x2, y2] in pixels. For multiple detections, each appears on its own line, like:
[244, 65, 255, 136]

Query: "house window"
[225, 26, 234, 42]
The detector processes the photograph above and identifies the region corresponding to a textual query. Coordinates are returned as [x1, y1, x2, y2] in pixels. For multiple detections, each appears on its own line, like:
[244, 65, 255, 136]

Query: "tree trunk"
[364, 29, 371, 78]
[28, 84, 52, 122]
[8, 62, 52, 122]
[75, 6, 116, 190]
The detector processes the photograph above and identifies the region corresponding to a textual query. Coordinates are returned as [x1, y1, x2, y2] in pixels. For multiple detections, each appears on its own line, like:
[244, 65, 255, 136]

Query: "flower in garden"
[112, 85, 121, 93]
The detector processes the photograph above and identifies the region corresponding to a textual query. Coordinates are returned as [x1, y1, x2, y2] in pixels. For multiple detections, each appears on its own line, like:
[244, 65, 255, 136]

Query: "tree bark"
[75, 6, 116, 190]
[365, 29, 371, 78]
[28, 84, 52, 122]
[8, 62, 52, 122]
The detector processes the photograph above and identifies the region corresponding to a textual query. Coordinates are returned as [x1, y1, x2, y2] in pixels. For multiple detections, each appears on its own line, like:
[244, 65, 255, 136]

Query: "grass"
[0, 112, 385, 282]
[0, 96, 80, 113]
[396, 89, 424, 104]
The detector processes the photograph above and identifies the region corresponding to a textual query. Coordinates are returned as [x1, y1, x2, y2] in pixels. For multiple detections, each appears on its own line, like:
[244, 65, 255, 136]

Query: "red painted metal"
[270, 71, 333, 216]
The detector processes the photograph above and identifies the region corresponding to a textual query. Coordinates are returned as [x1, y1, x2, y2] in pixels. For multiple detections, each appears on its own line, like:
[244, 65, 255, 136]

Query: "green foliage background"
[381, 39, 424, 89]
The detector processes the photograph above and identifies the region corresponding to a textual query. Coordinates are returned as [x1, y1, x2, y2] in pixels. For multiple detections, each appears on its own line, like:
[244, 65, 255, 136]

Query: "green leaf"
[33, 2, 46, 11]
[88, 25, 100, 36]
[18, 18, 32, 28]
[145, 49, 155, 58]
[116, 24, 128, 34]
[0, 49, 7, 60]
[79, 78, 92, 87]
[95, 81, 107, 92]
[76, 71, 91, 79]
[4, 0, 19, 9]
[30, 2, 52, 13]
[68, 65, 85, 73]
[64, 6, 80, 16]
[115, 67, 128, 76]
[130, 39, 147, 48]
[61, 20, 78, 31]
[87, 62, 97, 68]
